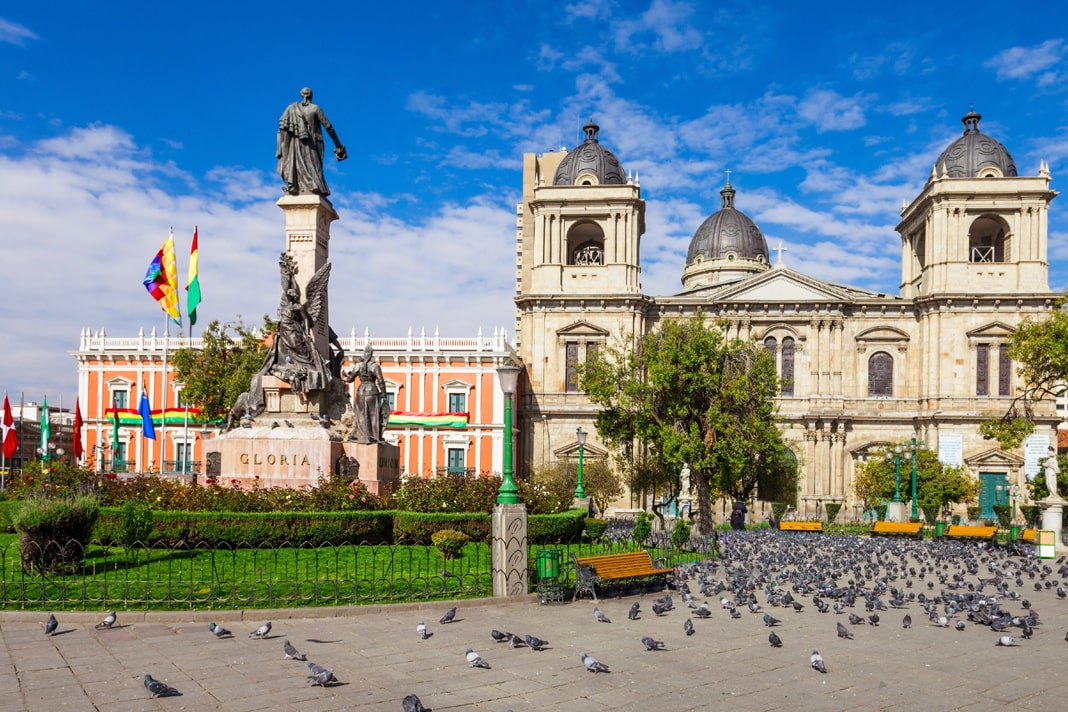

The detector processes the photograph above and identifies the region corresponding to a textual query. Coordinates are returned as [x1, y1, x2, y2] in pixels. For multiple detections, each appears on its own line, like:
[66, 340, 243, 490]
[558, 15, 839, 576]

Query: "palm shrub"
[992, 504, 1013, 529]
[632, 511, 653, 544]
[670, 517, 692, 550]
[13, 495, 99, 574]
[824, 502, 842, 523]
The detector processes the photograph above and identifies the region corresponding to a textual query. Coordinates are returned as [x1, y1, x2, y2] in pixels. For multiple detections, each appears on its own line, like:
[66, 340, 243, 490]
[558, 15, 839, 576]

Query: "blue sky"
[2, 0, 1067, 404]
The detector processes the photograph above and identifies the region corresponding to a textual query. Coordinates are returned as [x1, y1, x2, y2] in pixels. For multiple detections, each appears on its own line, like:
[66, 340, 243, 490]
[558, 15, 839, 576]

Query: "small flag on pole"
[40, 397, 50, 452]
[139, 389, 156, 440]
[72, 398, 84, 459]
[187, 227, 202, 327]
[109, 400, 120, 460]
[1, 394, 17, 459]
[143, 231, 182, 325]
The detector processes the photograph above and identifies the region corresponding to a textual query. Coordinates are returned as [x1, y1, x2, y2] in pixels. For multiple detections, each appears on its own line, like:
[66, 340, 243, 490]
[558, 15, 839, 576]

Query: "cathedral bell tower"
[897, 109, 1057, 298]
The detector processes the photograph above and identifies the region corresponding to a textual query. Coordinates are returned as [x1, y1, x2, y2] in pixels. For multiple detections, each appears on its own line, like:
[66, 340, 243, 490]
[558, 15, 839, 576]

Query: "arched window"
[968, 216, 1009, 263]
[781, 337, 795, 396]
[567, 222, 605, 265]
[868, 352, 893, 397]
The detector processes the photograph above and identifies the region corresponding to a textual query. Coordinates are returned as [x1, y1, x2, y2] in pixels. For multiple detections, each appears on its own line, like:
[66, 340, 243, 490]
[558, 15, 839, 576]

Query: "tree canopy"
[853, 445, 978, 520]
[172, 317, 274, 423]
[980, 303, 1068, 448]
[579, 315, 795, 534]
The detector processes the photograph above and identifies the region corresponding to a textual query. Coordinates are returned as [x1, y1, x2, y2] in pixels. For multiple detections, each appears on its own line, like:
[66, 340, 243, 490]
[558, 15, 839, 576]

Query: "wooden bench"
[779, 521, 823, 532]
[572, 551, 673, 601]
[944, 524, 998, 541]
[870, 521, 924, 538]
[1019, 528, 1036, 542]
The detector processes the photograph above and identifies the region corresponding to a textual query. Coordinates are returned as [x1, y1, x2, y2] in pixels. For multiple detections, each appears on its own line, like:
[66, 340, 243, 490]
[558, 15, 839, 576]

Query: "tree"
[579, 315, 793, 535]
[980, 303, 1068, 448]
[171, 317, 274, 423]
[853, 447, 978, 518]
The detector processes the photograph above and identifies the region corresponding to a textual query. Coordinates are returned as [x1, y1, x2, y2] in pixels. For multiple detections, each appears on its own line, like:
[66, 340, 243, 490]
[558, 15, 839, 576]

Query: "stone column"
[492, 503, 528, 597]
[1039, 496, 1064, 551]
[277, 194, 339, 361]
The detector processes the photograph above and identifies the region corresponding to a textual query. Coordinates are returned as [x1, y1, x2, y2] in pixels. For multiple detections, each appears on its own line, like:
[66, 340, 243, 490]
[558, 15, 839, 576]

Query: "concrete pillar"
[492, 503, 528, 597]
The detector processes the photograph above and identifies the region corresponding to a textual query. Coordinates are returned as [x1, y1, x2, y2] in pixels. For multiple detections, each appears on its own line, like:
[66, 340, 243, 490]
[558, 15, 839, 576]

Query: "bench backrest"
[871, 521, 924, 534]
[779, 521, 823, 532]
[576, 552, 655, 569]
[945, 525, 997, 538]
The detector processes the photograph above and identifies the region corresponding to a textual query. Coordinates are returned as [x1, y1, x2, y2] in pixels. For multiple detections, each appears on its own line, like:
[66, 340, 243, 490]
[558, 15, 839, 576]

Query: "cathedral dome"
[933, 109, 1017, 178]
[552, 120, 626, 186]
[686, 181, 769, 265]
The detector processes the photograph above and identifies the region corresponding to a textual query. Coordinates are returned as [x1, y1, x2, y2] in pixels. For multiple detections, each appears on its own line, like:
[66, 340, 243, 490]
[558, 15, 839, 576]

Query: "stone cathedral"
[513, 111, 1060, 521]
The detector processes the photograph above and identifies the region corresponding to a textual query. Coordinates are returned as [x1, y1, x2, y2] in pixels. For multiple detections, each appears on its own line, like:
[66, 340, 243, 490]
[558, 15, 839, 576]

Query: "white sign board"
[938, 433, 963, 467]
[1024, 434, 1050, 481]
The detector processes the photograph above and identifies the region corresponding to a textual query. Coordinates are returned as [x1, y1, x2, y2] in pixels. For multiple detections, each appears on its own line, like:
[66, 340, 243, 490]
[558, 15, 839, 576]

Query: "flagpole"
[18, 392, 24, 476]
[162, 315, 169, 476]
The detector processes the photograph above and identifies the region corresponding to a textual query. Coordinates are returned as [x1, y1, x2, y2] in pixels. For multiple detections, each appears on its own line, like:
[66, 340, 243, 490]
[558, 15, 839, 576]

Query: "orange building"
[71, 327, 521, 481]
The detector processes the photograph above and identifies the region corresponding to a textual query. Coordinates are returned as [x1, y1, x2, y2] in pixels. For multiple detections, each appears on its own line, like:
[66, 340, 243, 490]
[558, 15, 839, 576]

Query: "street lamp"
[36, 443, 64, 485]
[1009, 482, 1021, 526]
[495, 363, 521, 505]
[884, 446, 904, 503]
[574, 427, 587, 499]
[906, 436, 924, 520]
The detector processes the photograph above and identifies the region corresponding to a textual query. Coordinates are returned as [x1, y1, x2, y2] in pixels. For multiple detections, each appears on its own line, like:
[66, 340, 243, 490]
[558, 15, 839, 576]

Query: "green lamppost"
[884, 445, 904, 503]
[495, 364, 521, 505]
[907, 436, 924, 519]
[574, 426, 587, 499]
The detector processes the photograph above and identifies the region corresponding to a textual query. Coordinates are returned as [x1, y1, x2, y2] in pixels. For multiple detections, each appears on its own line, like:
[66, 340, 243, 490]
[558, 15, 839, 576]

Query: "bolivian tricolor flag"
[107, 407, 203, 426]
[143, 231, 181, 325]
[387, 412, 468, 428]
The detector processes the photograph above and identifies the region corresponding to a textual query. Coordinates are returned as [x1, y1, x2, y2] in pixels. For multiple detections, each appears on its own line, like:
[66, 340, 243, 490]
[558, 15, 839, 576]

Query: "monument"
[1039, 446, 1064, 548]
[203, 88, 400, 496]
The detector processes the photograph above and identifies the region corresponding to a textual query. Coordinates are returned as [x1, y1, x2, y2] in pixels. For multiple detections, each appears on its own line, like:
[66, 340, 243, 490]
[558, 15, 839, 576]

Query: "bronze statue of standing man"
[277, 87, 347, 196]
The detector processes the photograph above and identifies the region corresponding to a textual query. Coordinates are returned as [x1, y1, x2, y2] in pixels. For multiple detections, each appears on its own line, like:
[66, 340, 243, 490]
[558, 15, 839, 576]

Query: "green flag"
[39, 397, 50, 451]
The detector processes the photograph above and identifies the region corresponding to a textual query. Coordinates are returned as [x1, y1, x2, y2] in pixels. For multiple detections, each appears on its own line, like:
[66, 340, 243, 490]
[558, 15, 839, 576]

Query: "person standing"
[276, 87, 347, 196]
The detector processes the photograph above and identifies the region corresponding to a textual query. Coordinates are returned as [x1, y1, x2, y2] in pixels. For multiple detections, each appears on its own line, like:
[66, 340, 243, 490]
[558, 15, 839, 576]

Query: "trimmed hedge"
[393, 512, 491, 544]
[93, 508, 395, 547]
[530, 508, 586, 543]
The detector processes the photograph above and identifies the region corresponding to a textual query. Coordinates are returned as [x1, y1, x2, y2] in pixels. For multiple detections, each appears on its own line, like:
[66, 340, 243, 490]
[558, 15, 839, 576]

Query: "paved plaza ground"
[0, 537, 1066, 711]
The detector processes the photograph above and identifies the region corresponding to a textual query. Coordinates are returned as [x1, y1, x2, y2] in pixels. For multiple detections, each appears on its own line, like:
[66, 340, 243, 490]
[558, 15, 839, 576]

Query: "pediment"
[556, 320, 611, 338]
[710, 269, 857, 303]
[440, 379, 472, 392]
[855, 326, 911, 343]
[963, 447, 1023, 468]
[966, 322, 1016, 339]
[554, 440, 609, 459]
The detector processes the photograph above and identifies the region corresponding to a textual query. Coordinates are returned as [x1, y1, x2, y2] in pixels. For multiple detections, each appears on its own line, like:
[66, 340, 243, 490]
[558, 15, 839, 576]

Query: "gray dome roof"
[552, 120, 626, 186]
[933, 110, 1017, 178]
[686, 182, 769, 264]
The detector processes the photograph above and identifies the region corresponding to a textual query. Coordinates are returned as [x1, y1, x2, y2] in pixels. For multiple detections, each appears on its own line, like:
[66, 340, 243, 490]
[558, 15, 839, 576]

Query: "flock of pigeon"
[34, 530, 1068, 708]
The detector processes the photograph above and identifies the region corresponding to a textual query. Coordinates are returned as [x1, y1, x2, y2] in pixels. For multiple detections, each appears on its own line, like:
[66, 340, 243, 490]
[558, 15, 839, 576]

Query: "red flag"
[1, 394, 17, 459]
[72, 398, 84, 458]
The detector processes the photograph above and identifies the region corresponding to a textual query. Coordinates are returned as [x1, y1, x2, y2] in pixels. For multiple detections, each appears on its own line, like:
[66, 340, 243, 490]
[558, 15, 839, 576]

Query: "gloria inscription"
[239, 453, 313, 467]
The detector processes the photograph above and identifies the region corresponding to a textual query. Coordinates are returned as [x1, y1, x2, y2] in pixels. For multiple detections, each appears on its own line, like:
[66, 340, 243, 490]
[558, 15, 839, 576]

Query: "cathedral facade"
[514, 112, 1060, 521]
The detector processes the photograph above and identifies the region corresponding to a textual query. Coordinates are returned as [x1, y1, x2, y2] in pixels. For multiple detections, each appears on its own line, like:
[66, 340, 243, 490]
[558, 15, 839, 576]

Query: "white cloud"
[797, 90, 871, 133]
[0, 17, 37, 46]
[985, 39, 1067, 83]
[613, 0, 702, 54]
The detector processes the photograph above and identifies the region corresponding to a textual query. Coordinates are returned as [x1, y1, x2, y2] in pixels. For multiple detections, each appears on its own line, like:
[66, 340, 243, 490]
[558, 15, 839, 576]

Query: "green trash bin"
[1010, 526, 1020, 541]
[934, 521, 945, 538]
[536, 549, 560, 582]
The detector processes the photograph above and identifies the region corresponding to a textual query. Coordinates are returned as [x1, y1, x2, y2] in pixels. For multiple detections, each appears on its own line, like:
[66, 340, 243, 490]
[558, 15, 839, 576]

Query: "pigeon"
[417, 622, 430, 640]
[306, 662, 337, 686]
[209, 622, 232, 638]
[525, 634, 548, 651]
[594, 607, 611, 623]
[651, 602, 667, 616]
[402, 694, 430, 712]
[580, 651, 610, 673]
[868, 614, 880, 627]
[954, 620, 966, 631]
[995, 635, 1019, 647]
[249, 622, 271, 639]
[902, 614, 912, 629]
[271, 421, 280, 429]
[95, 612, 117, 630]
[684, 618, 695, 636]
[811, 649, 827, 673]
[44, 614, 57, 636]
[466, 648, 490, 669]
[836, 622, 853, 639]
[490, 629, 509, 642]
[769, 632, 783, 648]
[848, 613, 865, 625]
[729, 607, 742, 619]
[508, 633, 526, 648]
[628, 602, 640, 620]
[283, 419, 294, 428]
[641, 636, 665, 651]
[695, 602, 712, 618]
[763, 613, 780, 627]
[440, 607, 456, 624]
[143, 674, 181, 698]
[283, 639, 307, 661]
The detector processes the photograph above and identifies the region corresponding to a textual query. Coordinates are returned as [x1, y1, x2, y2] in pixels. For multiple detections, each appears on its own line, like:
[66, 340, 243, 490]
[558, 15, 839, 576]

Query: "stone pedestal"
[341, 441, 401, 496]
[203, 424, 344, 490]
[277, 194, 338, 369]
[887, 502, 908, 523]
[1039, 496, 1065, 550]
[492, 504, 528, 597]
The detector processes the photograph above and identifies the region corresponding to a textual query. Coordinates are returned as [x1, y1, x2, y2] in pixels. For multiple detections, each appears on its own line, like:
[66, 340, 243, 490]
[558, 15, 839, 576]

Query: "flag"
[186, 227, 202, 327]
[72, 398, 84, 459]
[109, 400, 120, 458]
[1, 394, 17, 459]
[40, 397, 50, 452]
[139, 390, 156, 440]
[143, 231, 181, 325]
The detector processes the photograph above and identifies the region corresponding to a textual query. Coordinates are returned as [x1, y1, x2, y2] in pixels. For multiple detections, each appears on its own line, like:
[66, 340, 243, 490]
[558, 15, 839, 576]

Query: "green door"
[978, 472, 1008, 520]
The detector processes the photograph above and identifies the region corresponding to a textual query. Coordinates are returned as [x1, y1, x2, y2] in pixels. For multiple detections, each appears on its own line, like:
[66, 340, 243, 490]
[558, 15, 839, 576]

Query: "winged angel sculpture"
[224, 253, 334, 430]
